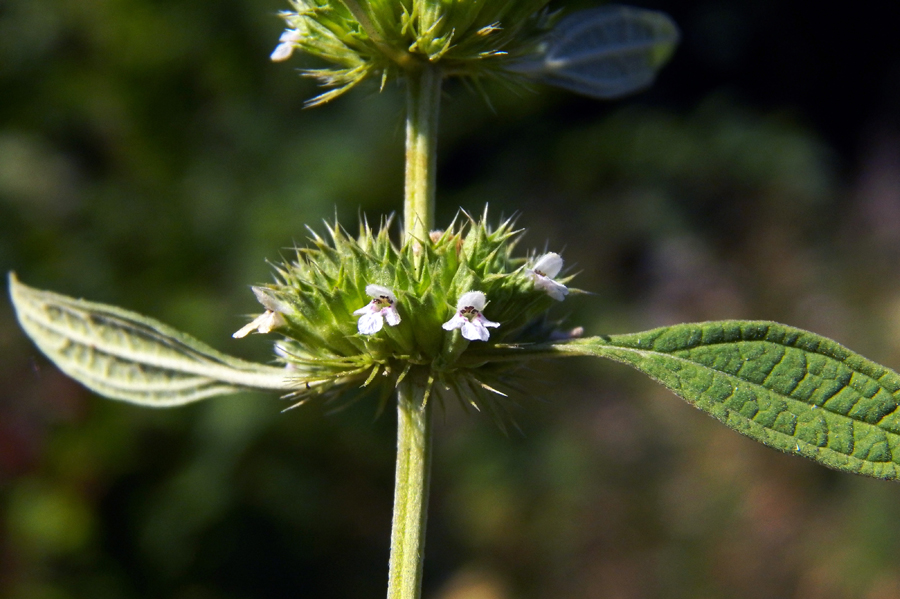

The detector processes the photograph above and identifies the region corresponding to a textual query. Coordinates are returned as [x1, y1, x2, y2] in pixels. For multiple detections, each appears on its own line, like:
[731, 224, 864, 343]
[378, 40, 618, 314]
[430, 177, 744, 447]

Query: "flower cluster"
[237, 254, 568, 343]
[232, 214, 575, 414]
[268, 0, 555, 105]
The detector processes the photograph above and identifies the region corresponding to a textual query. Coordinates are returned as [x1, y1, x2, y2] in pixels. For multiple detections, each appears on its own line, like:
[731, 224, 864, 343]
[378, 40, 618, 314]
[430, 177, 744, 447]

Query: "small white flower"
[233, 311, 286, 338]
[442, 291, 500, 342]
[270, 29, 302, 62]
[526, 252, 569, 301]
[353, 284, 401, 335]
[233, 286, 290, 338]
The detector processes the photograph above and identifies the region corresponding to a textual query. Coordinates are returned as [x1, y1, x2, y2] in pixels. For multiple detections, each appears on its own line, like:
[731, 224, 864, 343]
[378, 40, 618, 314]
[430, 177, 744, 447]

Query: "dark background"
[3, 1, 900, 597]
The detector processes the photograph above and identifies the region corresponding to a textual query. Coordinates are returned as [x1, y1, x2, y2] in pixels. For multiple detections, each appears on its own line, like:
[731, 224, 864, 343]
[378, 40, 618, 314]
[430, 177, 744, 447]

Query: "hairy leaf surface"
[556, 321, 900, 480]
[9, 274, 294, 406]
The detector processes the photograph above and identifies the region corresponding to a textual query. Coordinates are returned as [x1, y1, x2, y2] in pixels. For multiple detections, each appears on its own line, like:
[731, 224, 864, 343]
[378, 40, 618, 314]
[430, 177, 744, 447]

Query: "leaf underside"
[560, 321, 900, 480]
[509, 5, 680, 99]
[9, 274, 294, 407]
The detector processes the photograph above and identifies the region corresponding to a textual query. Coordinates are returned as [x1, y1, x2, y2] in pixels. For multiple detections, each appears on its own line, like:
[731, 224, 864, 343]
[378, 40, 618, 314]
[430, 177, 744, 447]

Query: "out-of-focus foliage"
[509, 5, 679, 99]
[3, 0, 900, 598]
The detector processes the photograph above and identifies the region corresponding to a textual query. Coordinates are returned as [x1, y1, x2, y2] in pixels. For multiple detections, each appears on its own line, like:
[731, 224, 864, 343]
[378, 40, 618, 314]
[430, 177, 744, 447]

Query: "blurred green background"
[4, 0, 900, 597]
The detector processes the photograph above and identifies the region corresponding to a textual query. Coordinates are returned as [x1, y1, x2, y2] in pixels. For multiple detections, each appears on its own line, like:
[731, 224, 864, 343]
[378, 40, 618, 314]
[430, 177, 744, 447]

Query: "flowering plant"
[9, 1, 900, 597]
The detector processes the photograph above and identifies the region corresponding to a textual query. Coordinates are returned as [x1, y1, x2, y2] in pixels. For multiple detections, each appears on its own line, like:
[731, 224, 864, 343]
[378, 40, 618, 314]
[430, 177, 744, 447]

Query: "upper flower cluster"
[232, 213, 575, 409]
[270, 0, 554, 105]
[268, 1, 679, 107]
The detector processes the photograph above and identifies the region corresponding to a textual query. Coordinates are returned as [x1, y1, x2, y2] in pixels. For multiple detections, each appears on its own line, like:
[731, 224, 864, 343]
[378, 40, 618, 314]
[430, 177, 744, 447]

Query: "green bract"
[235, 214, 575, 419]
[272, 0, 555, 104]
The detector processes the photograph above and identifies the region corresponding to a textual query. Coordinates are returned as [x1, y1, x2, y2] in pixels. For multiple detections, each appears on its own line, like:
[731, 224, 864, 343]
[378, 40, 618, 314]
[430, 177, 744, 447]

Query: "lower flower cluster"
[232, 214, 576, 415]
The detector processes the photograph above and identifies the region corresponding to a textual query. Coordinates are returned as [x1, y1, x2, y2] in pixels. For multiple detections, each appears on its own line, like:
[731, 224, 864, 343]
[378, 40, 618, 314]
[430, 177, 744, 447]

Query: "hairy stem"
[404, 65, 442, 243]
[387, 61, 442, 599]
[387, 380, 434, 599]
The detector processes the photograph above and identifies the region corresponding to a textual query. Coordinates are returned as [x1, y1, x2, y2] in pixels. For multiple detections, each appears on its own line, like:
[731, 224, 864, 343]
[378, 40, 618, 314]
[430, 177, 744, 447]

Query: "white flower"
[442, 291, 500, 342]
[526, 252, 569, 301]
[353, 284, 401, 335]
[233, 311, 286, 338]
[233, 286, 290, 338]
[270, 29, 302, 62]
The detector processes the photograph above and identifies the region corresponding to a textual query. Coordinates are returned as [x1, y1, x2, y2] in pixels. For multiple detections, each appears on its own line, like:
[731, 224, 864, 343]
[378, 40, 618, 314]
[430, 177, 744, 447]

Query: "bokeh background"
[3, 0, 900, 597]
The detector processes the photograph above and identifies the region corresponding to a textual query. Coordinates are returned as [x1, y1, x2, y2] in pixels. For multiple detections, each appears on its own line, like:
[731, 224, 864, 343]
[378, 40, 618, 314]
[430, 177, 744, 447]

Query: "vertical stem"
[404, 65, 442, 243]
[387, 380, 434, 599]
[387, 64, 441, 599]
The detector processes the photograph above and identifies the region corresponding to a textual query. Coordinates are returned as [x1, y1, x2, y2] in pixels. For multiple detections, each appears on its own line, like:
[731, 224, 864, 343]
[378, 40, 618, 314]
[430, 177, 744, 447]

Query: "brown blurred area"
[3, 0, 900, 597]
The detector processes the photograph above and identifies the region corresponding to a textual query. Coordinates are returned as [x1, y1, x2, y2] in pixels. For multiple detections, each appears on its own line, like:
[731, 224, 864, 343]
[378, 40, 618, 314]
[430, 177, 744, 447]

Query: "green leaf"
[509, 5, 680, 100]
[9, 273, 295, 407]
[554, 321, 900, 479]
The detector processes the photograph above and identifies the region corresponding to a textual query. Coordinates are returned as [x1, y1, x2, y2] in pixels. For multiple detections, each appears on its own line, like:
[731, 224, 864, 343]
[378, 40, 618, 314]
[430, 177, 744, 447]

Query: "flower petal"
[532, 252, 564, 278]
[475, 313, 500, 329]
[233, 315, 266, 339]
[461, 321, 490, 342]
[357, 312, 384, 335]
[232, 311, 284, 338]
[279, 30, 302, 43]
[353, 304, 373, 316]
[442, 314, 468, 331]
[365, 284, 396, 302]
[270, 43, 295, 62]
[457, 290, 486, 311]
[534, 276, 569, 301]
[257, 311, 286, 334]
[383, 306, 401, 326]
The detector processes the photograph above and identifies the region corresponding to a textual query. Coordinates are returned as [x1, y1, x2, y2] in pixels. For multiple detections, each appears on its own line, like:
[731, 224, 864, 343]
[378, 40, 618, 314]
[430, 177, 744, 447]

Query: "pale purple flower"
[353, 284, 401, 335]
[233, 286, 290, 338]
[526, 252, 569, 301]
[270, 29, 302, 62]
[442, 291, 500, 342]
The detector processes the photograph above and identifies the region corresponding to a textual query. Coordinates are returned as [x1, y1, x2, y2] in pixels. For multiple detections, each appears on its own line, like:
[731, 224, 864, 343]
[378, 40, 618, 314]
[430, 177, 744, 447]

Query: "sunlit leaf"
[510, 4, 679, 99]
[553, 321, 900, 479]
[464, 321, 900, 480]
[9, 273, 295, 407]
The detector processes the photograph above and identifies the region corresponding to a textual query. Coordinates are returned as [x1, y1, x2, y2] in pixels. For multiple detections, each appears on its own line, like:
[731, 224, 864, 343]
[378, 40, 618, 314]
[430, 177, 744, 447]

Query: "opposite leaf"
[509, 4, 680, 99]
[9, 274, 295, 407]
[558, 321, 900, 480]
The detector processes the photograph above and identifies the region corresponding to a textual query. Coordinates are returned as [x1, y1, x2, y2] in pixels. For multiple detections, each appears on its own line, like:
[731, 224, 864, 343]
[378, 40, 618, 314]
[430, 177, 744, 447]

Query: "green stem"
[387, 380, 434, 599]
[387, 65, 441, 599]
[404, 65, 442, 242]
